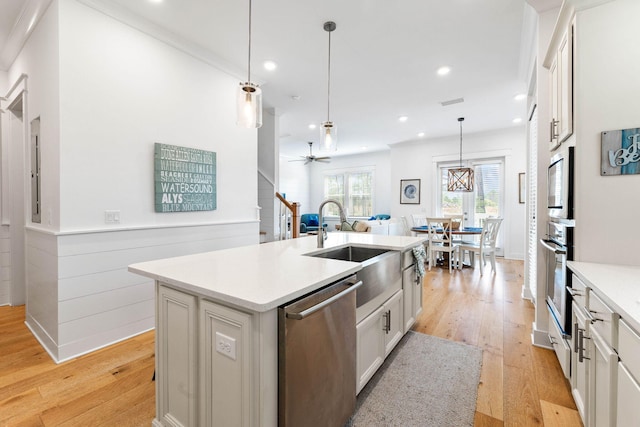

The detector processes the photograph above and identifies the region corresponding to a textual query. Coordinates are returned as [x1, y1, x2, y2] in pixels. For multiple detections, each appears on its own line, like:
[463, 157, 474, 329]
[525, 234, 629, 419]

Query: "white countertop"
[129, 233, 426, 313]
[568, 261, 640, 333]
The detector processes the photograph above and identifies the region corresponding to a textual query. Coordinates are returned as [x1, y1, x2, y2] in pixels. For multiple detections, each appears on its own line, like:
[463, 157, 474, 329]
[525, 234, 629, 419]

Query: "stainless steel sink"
[307, 246, 401, 320]
[308, 246, 390, 263]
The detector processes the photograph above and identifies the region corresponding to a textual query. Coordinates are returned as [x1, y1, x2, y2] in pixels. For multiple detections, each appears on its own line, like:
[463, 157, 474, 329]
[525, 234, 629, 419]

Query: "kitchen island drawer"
[570, 273, 588, 307]
[589, 290, 618, 349]
[402, 249, 415, 269]
[619, 319, 640, 381]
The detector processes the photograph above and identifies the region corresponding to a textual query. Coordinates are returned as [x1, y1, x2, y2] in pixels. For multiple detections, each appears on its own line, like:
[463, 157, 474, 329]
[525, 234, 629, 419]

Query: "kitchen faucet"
[317, 199, 347, 248]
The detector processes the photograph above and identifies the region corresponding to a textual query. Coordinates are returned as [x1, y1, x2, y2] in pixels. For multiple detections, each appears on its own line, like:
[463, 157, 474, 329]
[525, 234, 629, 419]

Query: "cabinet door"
[617, 362, 640, 427]
[356, 305, 385, 394]
[384, 289, 404, 357]
[412, 271, 423, 322]
[200, 300, 253, 427]
[157, 284, 198, 427]
[549, 56, 560, 150]
[548, 308, 571, 378]
[557, 25, 573, 143]
[403, 267, 416, 333]
[589, 328, 618, 427]
[571, 302, 589, 425]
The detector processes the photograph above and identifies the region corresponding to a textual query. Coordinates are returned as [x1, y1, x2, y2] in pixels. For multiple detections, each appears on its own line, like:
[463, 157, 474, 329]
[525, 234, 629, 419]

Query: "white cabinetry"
[617, 320, 640, 426]
[402, 250, 423, 333]
[548, 24, 573, 149]
[156, 283, 276, 427]
[571, 301, 589, 423]
[356, 289, 403, 393]
[570, 282, 619, 427]
[157, 285, 198, 427]
[548, 307, 571, 378]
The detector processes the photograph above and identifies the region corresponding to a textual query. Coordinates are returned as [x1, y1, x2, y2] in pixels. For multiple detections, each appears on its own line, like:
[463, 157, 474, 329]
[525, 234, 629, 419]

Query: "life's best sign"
[154, 143, 216, 213]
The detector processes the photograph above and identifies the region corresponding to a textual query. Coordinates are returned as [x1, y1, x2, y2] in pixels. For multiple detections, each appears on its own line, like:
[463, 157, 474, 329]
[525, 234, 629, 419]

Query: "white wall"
[572, 0, 640, 266]
[7, 0, 60, 230]
[10, 0, 260, 361]
[58, 0, 257, 231]
[390, 126, 527, 260]
[279, 156, 311, 213]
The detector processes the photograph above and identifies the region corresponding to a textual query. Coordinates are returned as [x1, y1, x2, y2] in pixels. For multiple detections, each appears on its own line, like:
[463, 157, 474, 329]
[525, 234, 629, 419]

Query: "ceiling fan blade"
[304, 159, 311, 165]
[316, 159, 331, 163]
[315, 156, 331, 160]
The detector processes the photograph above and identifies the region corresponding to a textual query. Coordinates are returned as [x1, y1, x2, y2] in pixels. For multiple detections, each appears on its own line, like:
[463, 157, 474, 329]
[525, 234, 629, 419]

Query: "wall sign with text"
[601, 127, 640, 176]
[154, 143, 217, 212]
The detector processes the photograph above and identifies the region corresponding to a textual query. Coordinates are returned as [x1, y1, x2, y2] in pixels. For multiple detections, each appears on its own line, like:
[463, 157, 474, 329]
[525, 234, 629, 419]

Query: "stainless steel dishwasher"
[278, 274, 362, 427]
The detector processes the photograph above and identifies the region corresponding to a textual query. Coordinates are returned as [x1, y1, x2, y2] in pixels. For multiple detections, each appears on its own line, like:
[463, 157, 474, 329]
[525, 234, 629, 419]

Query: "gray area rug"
[347, 331, 483, 427]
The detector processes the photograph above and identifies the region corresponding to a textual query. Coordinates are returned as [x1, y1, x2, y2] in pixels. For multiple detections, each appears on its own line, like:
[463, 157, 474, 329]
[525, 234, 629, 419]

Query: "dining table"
[410, 226, 483, 268]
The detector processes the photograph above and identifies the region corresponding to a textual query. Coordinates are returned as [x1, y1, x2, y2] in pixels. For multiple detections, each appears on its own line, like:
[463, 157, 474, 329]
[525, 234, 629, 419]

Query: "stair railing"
[275, 192, 300, 239]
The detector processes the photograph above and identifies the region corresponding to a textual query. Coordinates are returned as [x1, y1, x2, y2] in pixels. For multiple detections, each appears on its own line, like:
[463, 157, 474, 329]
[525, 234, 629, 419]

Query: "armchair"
[300, 214, 328, 234]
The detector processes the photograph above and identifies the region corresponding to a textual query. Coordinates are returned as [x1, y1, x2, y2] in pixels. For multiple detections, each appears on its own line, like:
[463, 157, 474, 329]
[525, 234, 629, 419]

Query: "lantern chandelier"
[320, 21, 337, 152]
[447, 117, 474, 192]
[236, 0, 262, 128]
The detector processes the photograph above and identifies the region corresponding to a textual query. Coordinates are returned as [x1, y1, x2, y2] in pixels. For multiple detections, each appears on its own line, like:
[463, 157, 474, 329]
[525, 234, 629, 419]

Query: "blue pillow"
[307, 216, 319, 227]
[369, 216, 376, 220]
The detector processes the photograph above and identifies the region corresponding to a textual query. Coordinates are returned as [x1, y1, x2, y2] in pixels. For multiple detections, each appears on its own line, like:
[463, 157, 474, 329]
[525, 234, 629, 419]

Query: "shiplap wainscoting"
[25, 221, 259, 363]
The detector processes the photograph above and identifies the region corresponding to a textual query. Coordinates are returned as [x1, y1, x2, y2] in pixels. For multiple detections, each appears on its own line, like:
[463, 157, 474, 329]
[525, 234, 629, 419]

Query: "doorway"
[1, 85, 28, 306]
[437, 158, 505, 255]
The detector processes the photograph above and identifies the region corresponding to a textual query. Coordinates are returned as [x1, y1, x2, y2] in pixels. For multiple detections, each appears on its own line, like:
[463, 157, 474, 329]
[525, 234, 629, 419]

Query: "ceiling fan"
[289, 142, 331, 165]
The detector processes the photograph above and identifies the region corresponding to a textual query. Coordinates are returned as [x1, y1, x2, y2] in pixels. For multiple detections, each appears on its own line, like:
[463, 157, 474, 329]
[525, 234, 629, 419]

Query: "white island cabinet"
[129, 233, 426, 427]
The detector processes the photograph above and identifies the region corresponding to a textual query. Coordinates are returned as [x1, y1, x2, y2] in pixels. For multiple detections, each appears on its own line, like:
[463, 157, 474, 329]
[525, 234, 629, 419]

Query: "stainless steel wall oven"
[548, 145, 575, 220]
[541, 221, 574, 336]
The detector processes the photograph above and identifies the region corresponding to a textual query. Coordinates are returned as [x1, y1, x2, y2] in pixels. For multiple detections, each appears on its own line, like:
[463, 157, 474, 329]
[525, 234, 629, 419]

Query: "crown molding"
[0, 0, 52, 71]
[75, 0, 253, 82]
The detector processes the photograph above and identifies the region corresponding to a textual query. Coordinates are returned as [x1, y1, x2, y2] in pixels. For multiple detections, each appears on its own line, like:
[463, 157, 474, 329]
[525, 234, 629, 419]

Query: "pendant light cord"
[459, 120, 462, 166]
[326, 28, 332, 121]
[247, 0, 252, 82]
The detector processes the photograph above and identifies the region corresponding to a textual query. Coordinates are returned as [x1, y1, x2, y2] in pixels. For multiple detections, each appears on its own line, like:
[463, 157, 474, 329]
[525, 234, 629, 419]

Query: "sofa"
[336, 217, 406, 236]
[300, 213, 328, 234]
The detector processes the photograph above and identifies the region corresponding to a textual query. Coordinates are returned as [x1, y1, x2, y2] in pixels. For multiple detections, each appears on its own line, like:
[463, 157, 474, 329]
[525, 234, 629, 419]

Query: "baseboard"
[521, 284, 534, 302]
[531, 322, 552, 349]
[25, 314, 60, 363]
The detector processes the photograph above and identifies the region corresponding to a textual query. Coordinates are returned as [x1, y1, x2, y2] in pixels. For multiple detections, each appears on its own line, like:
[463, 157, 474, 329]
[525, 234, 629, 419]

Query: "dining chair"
[410, 213, 427, 228]
[444, 214, 464, 243]
[426, 217, 460, 273]
[459, 217, 503, 275]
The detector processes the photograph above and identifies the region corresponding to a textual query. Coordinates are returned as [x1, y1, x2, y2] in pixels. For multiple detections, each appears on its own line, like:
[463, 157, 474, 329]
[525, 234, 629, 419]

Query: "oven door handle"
[539, 239, 566, 255]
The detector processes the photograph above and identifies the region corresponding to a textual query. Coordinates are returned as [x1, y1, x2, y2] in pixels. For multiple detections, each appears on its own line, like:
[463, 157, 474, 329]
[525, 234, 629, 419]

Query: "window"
[323, 169, 373, 217]
[438, 158, 504, 255]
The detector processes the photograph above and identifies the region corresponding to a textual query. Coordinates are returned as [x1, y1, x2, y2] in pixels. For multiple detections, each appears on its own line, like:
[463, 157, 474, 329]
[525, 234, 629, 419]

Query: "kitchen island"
[129, 232, 426, 427]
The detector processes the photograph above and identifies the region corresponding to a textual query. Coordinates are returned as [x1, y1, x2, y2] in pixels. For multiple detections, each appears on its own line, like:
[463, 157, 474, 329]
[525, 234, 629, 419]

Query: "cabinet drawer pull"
[586, 309, 602, 324]
[578, 329, 591, 362]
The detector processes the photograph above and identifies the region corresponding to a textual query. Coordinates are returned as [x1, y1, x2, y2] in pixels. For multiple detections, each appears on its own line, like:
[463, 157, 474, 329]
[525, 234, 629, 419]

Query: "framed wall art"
[400, 179, 420, 204]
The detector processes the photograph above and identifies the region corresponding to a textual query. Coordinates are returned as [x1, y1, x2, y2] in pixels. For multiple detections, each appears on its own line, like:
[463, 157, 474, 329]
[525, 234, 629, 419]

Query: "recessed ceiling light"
[148, 0, 163, 3]
[263, 60, 277, 71]
[514, 93, 526, 101]
[361, 146, 368, 150]
[418, 132, 425, 137]
[308, 124, 317, 130]
[513, 117, 522, 124]
[398, 116, 408, 122]
[437, 66, 451, 76]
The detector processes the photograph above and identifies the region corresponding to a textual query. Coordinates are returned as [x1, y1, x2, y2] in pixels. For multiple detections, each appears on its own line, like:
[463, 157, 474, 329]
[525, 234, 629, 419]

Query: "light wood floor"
[0, 258, 582, 426]
[412, 258, 583, 427]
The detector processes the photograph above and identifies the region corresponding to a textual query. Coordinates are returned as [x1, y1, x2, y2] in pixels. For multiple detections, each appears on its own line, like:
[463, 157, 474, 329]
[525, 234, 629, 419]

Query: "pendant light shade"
[447, 117, 474, 192]
[320, 21, 337, 152]
[236, 0, 262, 128]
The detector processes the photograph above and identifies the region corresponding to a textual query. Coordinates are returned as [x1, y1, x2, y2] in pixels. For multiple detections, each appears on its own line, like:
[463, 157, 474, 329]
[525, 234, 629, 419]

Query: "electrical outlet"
[215, 332, 236, 360]
[105, 210, 121, 224]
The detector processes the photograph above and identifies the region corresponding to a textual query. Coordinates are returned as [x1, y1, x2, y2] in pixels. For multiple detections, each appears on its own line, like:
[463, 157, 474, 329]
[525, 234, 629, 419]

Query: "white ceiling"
[0, 0, 561, 158]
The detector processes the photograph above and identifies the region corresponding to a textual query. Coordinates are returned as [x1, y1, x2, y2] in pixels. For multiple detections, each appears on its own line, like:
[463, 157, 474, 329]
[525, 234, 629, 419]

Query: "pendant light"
[447, 117, 474, 192]
[320, 21, 337, 152]
[236, 0, 262, 128]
